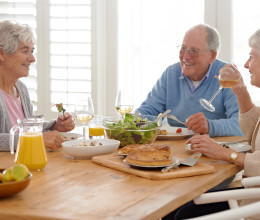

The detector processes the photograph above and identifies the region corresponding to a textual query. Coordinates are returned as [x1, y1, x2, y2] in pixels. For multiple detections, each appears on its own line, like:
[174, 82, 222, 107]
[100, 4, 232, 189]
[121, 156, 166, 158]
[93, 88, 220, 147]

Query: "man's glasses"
[178, 45, 210, 58]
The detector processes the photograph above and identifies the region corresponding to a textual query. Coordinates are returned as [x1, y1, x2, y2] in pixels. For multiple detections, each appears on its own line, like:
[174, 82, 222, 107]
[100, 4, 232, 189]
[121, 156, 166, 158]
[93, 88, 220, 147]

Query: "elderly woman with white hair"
[163, 29, 260, 220]
[0, 20, 75, 151]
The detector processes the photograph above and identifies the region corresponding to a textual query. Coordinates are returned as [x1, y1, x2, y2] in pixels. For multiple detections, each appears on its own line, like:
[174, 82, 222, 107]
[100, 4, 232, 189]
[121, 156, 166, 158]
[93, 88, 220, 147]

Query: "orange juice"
[89, 126, 105, 136]
[15, 132, 47, 170]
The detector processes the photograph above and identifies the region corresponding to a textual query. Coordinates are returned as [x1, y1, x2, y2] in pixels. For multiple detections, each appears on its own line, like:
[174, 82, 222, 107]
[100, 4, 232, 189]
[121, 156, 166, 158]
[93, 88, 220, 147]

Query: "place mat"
[92, 154, 215, 180]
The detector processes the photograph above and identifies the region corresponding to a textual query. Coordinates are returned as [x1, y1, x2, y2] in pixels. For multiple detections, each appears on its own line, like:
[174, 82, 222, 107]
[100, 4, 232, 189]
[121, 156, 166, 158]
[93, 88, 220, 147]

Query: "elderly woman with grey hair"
[164, 29, 260, 220]
[0, 20, 75, 151]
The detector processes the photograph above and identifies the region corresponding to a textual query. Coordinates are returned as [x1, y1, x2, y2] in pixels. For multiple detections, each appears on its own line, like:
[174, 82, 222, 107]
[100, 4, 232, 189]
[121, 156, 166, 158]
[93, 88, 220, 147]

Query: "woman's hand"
[219, 64, 247, 95]
[185, 134, 230, 161]
[51, 112, 75, 132]
[219, 63, 253, 114]
[43, 131, 64, 150]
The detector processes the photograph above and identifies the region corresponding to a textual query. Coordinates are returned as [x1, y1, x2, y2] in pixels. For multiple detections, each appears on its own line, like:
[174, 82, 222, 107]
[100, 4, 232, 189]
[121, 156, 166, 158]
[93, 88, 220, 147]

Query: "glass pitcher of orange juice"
[10, 118, 48, 171]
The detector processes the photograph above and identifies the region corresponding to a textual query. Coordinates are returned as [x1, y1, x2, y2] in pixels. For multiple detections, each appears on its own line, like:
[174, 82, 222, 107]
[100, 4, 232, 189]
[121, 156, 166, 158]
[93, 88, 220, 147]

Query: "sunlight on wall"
[118, 0, 204, 109]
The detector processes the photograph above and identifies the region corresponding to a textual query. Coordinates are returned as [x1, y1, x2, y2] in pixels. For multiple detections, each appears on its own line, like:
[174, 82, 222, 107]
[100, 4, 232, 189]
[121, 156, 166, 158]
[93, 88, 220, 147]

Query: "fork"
[166, 114, 185, 126]
[162, 162, 180, 173]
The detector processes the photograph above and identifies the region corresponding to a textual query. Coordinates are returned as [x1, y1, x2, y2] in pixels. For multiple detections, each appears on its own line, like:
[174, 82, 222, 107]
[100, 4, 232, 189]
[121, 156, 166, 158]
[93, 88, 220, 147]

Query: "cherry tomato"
[176, 128, 182, 133]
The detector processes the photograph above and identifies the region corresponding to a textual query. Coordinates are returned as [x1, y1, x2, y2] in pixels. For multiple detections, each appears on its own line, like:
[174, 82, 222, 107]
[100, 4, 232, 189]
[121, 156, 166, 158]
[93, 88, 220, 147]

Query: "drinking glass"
[74, 97, 94, 139]
[115, 90, 134, 117]
[200, 67, 240, 112]
[88, 115, 105, 139]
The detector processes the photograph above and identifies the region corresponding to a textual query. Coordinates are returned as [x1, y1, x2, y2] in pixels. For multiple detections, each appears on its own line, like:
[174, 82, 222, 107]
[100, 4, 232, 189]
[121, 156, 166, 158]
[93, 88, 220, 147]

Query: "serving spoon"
[140, 109, 171, 128]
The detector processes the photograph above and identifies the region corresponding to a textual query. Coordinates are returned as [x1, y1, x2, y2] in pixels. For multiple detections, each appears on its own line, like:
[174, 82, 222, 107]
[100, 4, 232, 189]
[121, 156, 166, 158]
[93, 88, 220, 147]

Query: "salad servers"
[134, 110, 140, 121]
[140, 109, 171, 128]
[166, 114, 185, 126]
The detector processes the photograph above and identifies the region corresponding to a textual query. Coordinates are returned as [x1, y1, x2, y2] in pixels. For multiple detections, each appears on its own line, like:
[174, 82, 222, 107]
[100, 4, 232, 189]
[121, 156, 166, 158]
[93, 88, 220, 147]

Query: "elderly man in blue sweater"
[137, 24, 243, 137]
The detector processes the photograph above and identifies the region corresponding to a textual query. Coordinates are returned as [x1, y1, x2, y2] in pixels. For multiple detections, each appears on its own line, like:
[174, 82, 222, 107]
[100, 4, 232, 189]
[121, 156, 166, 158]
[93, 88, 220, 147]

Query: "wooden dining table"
[0, 135, 245, 220]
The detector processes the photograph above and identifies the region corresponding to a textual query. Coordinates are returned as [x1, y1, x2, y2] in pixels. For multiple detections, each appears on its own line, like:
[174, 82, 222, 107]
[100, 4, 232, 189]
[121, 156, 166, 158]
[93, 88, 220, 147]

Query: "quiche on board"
[122, 144, 172, 166]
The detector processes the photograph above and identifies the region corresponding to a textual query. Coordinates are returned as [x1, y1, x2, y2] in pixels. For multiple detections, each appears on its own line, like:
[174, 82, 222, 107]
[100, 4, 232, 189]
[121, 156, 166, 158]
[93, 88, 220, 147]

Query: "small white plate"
[185, 142, 251, 153]
[157, 123, 194, 140]
[217, 142, 251, 153]
[60, 132, 83, 141]
[123, 157, 180, 169]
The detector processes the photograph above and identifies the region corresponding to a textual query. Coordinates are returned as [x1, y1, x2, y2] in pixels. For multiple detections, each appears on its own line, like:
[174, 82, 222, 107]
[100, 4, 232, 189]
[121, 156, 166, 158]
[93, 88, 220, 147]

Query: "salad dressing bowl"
[103, 114, 162, 147]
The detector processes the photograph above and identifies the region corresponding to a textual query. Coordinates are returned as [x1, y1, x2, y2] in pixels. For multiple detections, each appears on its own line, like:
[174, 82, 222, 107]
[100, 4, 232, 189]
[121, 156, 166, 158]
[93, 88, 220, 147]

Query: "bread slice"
[159, 130, 168, 135]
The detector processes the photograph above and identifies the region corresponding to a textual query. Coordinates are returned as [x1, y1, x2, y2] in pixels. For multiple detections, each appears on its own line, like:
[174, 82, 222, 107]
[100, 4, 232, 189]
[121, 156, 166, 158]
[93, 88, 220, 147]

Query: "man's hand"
[185, 112, 209, 134]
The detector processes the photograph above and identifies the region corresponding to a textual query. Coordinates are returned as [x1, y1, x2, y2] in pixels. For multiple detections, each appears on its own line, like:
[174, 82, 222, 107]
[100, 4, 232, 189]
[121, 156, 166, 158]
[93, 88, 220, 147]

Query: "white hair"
[248, 29, 260, 54]
[189, 24, 220, 51]
[0, 20, 35, 54]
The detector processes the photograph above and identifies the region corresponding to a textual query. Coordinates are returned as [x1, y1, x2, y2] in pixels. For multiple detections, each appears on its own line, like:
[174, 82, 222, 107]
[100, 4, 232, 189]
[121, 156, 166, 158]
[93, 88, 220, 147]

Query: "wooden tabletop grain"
[0, 136, 245, 220]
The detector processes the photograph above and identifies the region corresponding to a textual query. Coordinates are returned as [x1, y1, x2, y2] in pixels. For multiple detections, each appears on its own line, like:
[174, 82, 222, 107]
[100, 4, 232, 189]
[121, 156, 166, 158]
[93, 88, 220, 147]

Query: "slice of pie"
[125, 145, 172, 166]
[120, 144, 170, 155]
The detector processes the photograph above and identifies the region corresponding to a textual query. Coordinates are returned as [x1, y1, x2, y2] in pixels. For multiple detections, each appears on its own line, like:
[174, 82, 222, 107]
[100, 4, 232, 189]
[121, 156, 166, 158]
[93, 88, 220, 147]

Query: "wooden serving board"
[92, 154, 215, 180]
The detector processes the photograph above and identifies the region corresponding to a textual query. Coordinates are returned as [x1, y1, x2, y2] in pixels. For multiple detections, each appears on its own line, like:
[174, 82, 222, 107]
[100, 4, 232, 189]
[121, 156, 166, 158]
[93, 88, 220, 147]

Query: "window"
[232, 0, 260, 105]
[0, 0, 38, 110]
[2, 0, 259, 119]
[0, 0, 93, 120]
[48, 0, 92, 116]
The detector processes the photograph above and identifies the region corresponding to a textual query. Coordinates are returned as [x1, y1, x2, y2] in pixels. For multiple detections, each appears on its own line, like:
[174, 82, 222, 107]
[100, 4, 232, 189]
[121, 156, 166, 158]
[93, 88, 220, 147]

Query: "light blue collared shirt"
[179, 63, 213, 93]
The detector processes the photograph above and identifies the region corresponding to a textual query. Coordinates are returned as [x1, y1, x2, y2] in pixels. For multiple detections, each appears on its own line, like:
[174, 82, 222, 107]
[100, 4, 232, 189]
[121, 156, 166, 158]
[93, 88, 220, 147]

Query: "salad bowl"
[103, 114, 161, 147]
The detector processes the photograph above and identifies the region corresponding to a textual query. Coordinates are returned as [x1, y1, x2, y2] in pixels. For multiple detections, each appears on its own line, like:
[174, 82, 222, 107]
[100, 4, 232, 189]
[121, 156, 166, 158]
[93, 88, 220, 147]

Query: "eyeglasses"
[178, 45, 210, 58]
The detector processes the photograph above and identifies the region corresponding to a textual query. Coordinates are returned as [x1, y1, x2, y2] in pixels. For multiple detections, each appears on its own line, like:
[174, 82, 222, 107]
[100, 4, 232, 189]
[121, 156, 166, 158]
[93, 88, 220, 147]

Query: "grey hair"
[248, 29, 260, 54]
[189, 24, 220, 51]
[0, 20, 35, 54]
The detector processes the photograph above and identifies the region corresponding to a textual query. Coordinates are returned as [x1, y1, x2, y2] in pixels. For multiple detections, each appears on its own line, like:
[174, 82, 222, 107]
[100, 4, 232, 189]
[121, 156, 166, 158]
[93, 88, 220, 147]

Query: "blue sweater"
[137, 59, 243, 137]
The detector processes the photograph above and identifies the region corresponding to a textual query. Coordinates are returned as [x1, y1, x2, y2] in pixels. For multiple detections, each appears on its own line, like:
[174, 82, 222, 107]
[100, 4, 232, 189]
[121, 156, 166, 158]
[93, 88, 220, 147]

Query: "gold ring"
[194, 144, 197, 148]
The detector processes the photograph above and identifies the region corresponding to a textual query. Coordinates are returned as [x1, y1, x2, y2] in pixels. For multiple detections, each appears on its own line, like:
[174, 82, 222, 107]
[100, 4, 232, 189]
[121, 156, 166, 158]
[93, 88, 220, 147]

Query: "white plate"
[62, 139, 120, 159]
[185, 142, 251, 153]
[123, 157, 180, 169]
[217, 142, 251, 153]
[157, 123, 194, 140]
[60, 132, 83, 141]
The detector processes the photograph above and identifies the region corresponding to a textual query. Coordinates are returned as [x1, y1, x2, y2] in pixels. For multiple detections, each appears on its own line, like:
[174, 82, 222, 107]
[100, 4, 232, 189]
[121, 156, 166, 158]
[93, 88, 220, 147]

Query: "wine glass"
[74, 97, 94, 139]
[115, 90, 134, 117]
[200, 67, 240, 112]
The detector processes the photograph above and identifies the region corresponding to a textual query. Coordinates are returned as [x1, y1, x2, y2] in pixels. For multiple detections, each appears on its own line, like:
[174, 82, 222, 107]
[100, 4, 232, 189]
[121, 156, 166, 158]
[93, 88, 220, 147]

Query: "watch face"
[230, 152, 238, 162]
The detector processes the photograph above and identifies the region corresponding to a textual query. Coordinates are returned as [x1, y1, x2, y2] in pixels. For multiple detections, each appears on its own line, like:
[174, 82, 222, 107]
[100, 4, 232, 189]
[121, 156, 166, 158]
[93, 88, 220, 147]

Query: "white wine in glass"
[200, 67, 240, 112]
[74, 97, 94, 139]
[115, 90, 134, 116]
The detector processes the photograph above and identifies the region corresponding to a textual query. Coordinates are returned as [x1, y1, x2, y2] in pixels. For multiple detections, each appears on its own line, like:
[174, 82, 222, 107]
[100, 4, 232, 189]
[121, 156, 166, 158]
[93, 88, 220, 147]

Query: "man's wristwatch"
[230, 151, 238, 163]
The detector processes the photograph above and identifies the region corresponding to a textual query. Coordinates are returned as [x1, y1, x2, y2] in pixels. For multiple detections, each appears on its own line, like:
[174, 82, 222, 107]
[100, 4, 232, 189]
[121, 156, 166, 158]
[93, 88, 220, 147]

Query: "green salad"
[104, 113, 159, 147]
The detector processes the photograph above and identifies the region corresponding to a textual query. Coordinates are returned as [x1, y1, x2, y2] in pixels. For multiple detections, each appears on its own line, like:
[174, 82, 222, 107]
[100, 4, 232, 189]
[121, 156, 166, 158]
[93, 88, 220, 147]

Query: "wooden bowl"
[0, 169, 32, 197]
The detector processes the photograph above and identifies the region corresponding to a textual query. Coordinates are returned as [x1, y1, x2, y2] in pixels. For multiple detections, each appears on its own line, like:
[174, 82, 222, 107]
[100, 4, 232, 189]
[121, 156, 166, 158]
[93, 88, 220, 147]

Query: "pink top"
[0, 88, 25, 126]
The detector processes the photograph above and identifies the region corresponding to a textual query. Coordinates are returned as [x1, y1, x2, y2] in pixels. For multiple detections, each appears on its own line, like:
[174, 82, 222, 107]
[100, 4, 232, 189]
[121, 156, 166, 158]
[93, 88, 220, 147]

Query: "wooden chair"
[187, 176, 260, 220]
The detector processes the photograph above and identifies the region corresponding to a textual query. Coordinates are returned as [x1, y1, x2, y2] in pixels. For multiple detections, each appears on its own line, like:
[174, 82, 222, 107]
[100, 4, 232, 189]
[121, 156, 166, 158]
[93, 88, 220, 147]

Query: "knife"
[180, 153, 202, 166]
[162, 153, 202, 173]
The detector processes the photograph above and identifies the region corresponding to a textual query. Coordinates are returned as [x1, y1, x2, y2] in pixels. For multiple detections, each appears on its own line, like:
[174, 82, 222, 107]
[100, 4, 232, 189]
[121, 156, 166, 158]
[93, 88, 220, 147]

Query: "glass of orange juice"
[88, 115, 105, 139]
